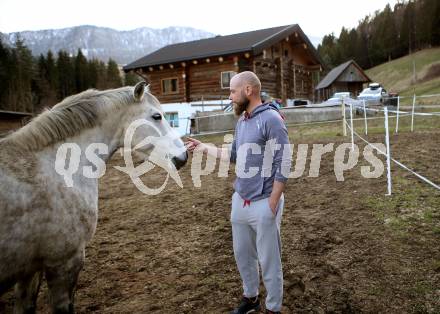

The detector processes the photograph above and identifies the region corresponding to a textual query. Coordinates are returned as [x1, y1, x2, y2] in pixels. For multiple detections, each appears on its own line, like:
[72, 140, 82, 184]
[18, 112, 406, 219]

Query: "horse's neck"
[36, 123, 123, 190]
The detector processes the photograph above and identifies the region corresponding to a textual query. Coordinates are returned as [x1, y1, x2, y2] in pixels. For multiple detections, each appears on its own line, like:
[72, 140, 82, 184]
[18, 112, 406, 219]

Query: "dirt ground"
[1, 127, 440, 313]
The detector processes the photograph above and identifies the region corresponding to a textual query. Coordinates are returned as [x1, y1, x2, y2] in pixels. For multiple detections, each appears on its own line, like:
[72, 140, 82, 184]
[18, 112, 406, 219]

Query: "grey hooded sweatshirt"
[230, 103, 292, 201]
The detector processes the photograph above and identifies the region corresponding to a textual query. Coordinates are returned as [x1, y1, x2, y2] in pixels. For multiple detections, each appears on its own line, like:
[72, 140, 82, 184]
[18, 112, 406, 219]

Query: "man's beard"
[233, 92, 250, 116]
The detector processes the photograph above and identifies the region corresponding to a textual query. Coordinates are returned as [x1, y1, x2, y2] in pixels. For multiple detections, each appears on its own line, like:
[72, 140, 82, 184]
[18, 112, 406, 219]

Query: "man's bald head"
[229, 71, 262, 116]
[231, 71, 261, 93]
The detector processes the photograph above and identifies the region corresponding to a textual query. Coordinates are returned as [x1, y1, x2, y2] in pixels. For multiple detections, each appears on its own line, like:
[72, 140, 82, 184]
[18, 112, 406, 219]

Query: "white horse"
[0, 82, 187, 313]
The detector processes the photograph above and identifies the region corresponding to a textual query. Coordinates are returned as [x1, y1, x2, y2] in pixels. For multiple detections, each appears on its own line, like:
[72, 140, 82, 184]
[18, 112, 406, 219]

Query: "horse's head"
[122, 81, 188, 170]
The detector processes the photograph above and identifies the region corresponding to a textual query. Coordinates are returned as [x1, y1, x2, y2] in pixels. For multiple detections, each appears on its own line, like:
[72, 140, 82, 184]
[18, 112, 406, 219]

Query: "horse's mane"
[2, 86, 135, 152]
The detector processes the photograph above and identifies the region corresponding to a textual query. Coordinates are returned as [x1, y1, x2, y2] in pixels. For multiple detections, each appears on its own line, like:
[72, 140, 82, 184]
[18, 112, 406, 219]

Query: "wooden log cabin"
[123, 24, 324, 104]
[315, 60, 371, 101]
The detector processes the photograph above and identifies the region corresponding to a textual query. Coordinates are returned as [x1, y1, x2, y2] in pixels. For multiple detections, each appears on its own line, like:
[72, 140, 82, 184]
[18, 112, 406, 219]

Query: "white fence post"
[395, 96, 400, 133]
[185, 117, 190, 135]
[342, 99, 347, 136]
[411, 94, 416, 132]
[349, 102, 354, 151]
[384, 107, 392, 196]
[363, 100, 368, 135]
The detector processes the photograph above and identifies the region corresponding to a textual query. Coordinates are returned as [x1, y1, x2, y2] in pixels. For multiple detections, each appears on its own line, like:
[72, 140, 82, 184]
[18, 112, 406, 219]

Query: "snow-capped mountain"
[0, 25, 214, 64]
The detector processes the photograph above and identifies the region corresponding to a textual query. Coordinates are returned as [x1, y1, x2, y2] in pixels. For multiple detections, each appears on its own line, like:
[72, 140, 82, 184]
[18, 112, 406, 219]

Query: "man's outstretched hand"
[185, 137, 205, 153]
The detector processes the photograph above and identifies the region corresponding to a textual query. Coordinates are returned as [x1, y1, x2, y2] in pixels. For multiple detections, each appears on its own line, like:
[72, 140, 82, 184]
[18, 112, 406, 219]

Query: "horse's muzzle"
[171, 151, 188, 170]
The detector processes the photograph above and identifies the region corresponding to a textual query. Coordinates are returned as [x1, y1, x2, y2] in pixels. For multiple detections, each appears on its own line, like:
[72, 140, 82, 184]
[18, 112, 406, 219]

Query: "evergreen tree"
[317, 0, 440, 70]
[348, 28, 359, 61]
[35, 52, 57, 110]
[317, 33, 338, 68]
[369, 10, 387, 65]
[106, 58, 122, 89]
[337, 27, 352, 63]
[87, 58, 100, 88]
[35, 54, 50, 109]
[400, 1, 416, 54]
[74, 49, 90, 92]
[124, 71, 142, 86]
[57, 50, 75, 99]
[431, 0, 440, 45]
[9, 36, 35, 113]
[0, 38, 11, 110]
[382, 4, 398, 61]
[355, 17, 371, 68]
[96, 60, 108, 89]
[46, 50, 58, 93]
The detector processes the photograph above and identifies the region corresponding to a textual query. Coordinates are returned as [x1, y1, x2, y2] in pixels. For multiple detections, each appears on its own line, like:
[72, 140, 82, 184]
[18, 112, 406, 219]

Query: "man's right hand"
[185, 137, 206, 153]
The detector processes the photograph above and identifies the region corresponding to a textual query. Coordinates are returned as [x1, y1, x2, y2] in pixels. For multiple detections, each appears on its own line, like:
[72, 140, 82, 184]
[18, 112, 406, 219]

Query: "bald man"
[186, 71, 291, 314]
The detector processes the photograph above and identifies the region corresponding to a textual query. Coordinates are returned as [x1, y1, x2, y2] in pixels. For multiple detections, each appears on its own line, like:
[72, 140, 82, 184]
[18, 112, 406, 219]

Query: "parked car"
[321, 92, 354, 106]
[358, 83, 389, 105]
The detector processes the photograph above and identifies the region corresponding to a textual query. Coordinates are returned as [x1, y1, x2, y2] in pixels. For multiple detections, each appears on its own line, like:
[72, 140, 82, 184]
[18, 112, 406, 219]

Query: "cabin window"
[284, 49, 289, 57]
[164, 112, 179, 127]
[161, 78, 179, 94]
[221, 71, 236, 89]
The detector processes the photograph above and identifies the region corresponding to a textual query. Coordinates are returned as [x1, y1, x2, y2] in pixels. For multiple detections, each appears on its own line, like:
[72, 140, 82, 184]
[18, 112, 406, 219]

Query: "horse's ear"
[133, 81, 147, 102]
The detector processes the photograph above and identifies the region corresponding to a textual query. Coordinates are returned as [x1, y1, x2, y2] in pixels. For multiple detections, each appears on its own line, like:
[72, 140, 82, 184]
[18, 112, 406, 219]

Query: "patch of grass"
[432, 226, 440, 235]
[408, 281, 440, 313]
[367, 284, 386, 296]
[362, 175, 440, 237]
[410, 281, 435, 296]
[431, 260, 440, 272]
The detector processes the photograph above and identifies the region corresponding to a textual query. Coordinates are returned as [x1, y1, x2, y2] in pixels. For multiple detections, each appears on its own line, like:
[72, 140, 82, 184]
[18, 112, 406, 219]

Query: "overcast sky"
[0, 0, 399, 39]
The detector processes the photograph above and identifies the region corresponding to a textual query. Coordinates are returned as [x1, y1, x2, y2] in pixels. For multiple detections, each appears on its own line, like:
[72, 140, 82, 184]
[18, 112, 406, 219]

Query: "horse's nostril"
[172, 151, 188, 170]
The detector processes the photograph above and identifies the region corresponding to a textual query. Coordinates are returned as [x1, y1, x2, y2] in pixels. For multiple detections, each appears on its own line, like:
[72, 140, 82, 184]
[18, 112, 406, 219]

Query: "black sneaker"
[230, 295, 261, 314]
[265, 310, 281, 314]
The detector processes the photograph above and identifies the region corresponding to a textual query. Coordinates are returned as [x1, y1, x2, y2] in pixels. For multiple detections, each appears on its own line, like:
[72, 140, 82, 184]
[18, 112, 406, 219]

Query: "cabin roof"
[315, 60, 371, 89]
[124, 24, 322, 71]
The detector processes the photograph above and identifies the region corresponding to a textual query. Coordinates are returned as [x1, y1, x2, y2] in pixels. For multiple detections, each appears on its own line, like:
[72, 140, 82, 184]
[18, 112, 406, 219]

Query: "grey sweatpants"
[230, 192, 284, 312]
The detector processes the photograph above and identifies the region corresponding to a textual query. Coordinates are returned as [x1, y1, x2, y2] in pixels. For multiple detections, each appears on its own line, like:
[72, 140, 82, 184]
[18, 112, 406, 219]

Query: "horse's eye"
[152, 113, 162, 121]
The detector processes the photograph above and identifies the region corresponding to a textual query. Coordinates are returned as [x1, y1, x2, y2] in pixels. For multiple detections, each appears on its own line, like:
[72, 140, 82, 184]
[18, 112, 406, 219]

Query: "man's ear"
[245, 85, 252, 97]
[133, 81, 147, 102]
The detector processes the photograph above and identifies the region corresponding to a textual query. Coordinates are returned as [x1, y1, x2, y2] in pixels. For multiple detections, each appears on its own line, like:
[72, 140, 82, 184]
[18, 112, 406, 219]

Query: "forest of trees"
[0, 37, 140, 114]
[317, 0, 440, 70]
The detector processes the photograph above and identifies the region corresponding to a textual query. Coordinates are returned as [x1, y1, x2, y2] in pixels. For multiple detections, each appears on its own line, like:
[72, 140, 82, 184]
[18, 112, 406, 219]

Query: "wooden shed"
[315, 60, 371, 101]
[123, 24, 324, 104]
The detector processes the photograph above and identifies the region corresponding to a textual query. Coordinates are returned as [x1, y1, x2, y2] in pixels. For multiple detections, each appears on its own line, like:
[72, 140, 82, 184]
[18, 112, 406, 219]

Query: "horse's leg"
[45, 249, 84, 314]
[13, 271, 43, 314]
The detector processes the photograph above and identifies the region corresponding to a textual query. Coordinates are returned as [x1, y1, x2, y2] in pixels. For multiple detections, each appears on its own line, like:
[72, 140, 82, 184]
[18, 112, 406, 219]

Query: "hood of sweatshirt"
[244, 102, 281, 120]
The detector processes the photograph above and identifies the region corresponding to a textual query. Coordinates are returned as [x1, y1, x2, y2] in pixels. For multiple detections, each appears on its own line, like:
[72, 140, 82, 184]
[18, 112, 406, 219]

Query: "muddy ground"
[1, 128, 440, 313]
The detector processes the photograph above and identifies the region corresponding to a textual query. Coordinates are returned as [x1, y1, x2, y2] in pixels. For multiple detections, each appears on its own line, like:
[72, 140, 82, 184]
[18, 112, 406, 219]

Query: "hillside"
[366, 47, 440, 99]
